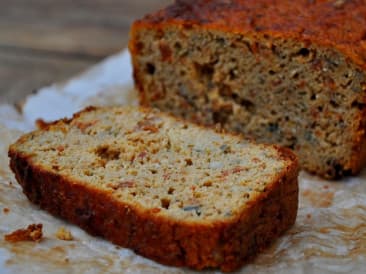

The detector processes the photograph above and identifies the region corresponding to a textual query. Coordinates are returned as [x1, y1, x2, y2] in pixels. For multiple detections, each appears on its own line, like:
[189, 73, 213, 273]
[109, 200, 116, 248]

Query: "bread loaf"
[129, 0, 366, 179]
[9, 106, 298, 272]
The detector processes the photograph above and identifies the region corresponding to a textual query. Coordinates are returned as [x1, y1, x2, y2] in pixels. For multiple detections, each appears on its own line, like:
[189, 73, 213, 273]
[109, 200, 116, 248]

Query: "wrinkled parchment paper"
[1, 50, 365, 274]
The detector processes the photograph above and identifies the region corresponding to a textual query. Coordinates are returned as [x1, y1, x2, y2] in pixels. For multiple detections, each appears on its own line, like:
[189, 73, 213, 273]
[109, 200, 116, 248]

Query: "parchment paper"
[0, 50, 365, 274]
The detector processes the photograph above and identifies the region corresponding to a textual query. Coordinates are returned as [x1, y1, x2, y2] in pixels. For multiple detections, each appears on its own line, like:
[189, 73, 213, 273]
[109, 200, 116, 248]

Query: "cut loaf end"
[9, 106, 298, 271]
[129, 0, 366, 179]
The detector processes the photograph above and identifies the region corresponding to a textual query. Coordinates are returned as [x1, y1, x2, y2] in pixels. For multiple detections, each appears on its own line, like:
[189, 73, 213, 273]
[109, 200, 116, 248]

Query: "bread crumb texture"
[11, 106, 290, 222]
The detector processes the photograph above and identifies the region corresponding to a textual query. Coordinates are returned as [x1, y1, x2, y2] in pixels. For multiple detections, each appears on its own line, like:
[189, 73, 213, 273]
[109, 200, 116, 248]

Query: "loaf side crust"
[9, 145, 298, 272]
[131, 0, 366, 70]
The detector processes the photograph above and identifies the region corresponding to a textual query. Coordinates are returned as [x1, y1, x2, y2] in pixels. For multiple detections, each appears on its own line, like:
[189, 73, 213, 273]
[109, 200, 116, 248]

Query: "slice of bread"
[9, 106, 298, 272]
[129, 0, 366, 179]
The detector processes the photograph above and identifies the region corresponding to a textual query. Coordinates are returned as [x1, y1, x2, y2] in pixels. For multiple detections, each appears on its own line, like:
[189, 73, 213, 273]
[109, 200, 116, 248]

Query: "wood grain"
[0, 0, 172, 104]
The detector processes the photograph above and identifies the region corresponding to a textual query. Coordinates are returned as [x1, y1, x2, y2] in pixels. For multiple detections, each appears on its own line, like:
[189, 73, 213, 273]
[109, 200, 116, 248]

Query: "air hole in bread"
[232, 94, 255, 112]
[161, 198, 171, 209]
[330, 100, 339, 108]
[194, 62, 215, 81]
[146, 63, 156, 75]
[167, 187, 175, 194]
[351, 100, 365, 110]
[185, 158, 193, 166]
[229, 69, 238, 80]
[174, 41, 182, 50]
[297, 48, 310, 57]
[294, 47, 315, 62]
[95, 145, 120, 161]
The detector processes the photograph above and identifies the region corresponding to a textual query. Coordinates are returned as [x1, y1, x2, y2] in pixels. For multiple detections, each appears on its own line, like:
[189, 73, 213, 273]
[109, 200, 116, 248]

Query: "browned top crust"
[133, 0, 366, 70]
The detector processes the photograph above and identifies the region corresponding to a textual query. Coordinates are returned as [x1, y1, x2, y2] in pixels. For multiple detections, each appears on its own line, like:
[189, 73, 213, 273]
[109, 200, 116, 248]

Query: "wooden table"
[0, 0, 172, 104]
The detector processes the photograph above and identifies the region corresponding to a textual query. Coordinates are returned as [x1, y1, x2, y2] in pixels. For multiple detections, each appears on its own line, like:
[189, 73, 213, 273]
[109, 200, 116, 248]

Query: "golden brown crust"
[130, 0, 366, 70]
[35, 106, 99, 130]
[9, 140, 298, 272]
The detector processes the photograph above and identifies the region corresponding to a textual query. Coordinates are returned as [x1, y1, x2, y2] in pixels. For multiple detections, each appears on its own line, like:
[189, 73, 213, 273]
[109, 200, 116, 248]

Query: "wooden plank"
[0, 23, 130, 58]
[0, 0, 172, 58]
[0, 1, 172, 104]
[0, 50, 94, 104]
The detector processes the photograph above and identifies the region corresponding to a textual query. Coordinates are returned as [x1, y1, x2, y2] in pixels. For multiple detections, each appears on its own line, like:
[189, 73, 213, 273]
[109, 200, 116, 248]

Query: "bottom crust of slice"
[9, 149, 298, 272]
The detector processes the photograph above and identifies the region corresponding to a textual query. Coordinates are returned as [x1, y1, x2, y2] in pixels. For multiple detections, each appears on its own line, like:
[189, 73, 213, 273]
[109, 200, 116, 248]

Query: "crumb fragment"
[3, 208, 9, 214]
[36, 119, 50, 129]
[56, 227, 73, 241]
[4, 224, 43, 243]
